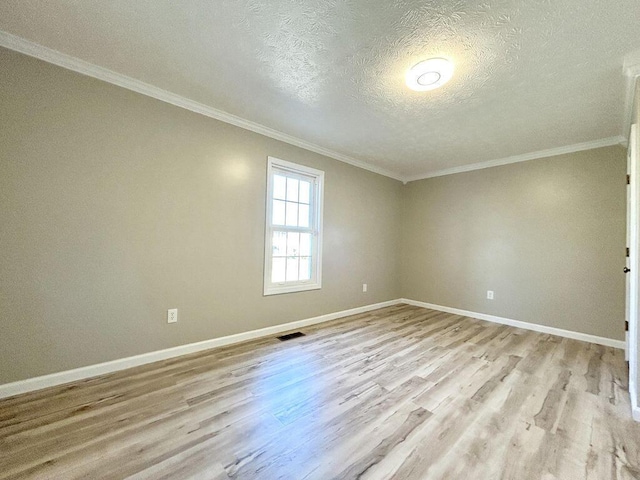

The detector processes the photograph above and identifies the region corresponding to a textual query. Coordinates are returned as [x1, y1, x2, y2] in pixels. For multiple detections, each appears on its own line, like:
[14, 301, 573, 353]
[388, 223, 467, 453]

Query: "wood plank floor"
[1, 304, 640, 479]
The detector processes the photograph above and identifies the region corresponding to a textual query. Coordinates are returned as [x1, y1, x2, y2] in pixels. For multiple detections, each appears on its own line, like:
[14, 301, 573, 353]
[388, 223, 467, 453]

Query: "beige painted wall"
[0, 46, 630, 385]
[0, 48, 402, 383]
[401, 146, 627, 340]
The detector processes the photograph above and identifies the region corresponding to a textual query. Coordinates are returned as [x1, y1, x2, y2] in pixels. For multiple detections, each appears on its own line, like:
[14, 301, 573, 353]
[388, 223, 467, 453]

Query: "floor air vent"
[277, 332, 306, 341]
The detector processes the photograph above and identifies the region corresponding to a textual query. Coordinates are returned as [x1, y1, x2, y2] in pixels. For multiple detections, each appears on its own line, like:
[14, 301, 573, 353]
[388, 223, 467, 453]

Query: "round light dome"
[406, 58, 454, 91]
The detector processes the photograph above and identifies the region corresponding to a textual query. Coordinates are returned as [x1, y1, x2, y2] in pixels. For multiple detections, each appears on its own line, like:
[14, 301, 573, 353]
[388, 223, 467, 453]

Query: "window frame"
[263, 157, 324, 296]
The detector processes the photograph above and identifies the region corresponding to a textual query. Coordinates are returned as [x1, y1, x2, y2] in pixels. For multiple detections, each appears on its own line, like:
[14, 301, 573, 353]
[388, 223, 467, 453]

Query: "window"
[264, 157, 324, 295]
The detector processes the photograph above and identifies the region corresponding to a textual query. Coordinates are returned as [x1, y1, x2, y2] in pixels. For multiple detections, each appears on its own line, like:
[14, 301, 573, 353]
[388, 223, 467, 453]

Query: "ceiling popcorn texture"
[0, 0, 639, 178]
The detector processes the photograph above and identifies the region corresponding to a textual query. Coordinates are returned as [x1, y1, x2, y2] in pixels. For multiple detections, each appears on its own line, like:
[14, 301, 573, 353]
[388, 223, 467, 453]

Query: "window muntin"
[264, 158, 323, 295]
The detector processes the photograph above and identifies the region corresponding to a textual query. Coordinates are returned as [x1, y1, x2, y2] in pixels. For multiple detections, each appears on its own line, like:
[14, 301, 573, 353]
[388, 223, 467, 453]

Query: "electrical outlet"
[168, 308, 178, 324]
[362, 283, 368, 292]
[487, 290, 494, 300]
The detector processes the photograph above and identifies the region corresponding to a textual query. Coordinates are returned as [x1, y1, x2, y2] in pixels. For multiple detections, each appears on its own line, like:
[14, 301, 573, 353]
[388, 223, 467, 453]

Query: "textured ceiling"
[1, 0, 639, 178]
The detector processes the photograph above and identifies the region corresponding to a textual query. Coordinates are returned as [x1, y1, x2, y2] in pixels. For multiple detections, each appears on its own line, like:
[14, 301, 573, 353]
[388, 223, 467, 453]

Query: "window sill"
[263, 283, 321, 296]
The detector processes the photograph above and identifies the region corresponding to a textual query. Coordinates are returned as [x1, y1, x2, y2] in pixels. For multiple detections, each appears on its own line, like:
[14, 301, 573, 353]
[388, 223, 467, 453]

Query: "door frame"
[628, 123, 640, 421]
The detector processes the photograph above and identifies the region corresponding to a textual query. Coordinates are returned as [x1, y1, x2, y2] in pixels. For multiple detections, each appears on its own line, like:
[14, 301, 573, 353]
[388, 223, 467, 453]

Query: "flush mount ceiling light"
[406, 58, 454, 91]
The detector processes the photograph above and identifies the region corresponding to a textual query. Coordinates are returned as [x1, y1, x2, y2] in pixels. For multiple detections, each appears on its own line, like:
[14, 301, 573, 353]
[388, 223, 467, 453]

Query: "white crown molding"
[622, 61, 640, 142]
[0, 299, 403, 399]
[0, 30, 633, 185]
[400, 298, 626, 350]
[0, 31, 404, 182]
[626, 63, 640, 79]
[403, 136, 626, 183]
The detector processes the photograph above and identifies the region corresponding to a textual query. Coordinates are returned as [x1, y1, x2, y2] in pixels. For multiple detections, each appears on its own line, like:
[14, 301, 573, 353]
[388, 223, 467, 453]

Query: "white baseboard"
[0, 299, 402, 399]
[631, 380, 640, 422]
[400, 298, 626, 350]
[0, 298, 628, 400]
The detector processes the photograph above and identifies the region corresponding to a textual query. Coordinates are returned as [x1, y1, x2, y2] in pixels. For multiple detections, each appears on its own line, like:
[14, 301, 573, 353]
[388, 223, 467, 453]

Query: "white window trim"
[264, 157, 324, 296]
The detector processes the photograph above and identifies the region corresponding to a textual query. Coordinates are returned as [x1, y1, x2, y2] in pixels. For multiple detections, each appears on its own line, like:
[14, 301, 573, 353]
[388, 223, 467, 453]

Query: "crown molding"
[0, 31, 404, 182]
[1, 31, 632, 185]
[626, 62, 640, 78]
[403, 135, 626, 183]
[622, 61, 640, 142]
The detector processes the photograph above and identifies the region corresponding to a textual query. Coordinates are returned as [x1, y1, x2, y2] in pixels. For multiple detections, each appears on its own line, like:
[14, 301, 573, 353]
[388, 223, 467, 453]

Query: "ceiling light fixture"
[406, 58, 454, 91]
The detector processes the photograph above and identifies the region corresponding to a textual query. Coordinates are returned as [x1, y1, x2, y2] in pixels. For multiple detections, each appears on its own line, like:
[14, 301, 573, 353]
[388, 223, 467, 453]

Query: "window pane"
[300, 233, 311, 256]
[299, 257, 311, 281]
[272, 231, 287, 256]
[286, 178, 299, 202]
[299, 180, 310, 204]
[286, 257, 299, 282]
[287, 232, 300, 256]
[272, 200, 285, 225]
[285, 202, 299, 227]
[272, 257, 285, 283]
[298, 204, 310, 228]
[273, 175, 286, 200]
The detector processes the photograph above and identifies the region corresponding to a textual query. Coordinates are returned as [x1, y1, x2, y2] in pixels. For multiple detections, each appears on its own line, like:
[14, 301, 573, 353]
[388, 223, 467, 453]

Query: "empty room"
[2, 1, 640, 479]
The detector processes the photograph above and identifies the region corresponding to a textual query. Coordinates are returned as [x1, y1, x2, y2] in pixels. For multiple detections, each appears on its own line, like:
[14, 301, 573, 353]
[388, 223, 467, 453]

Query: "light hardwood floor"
[1, 304, 639, 479]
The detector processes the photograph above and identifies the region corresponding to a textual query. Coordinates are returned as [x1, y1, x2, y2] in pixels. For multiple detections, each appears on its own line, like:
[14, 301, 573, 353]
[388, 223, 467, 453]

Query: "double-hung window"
[264, 157, 324, 295]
